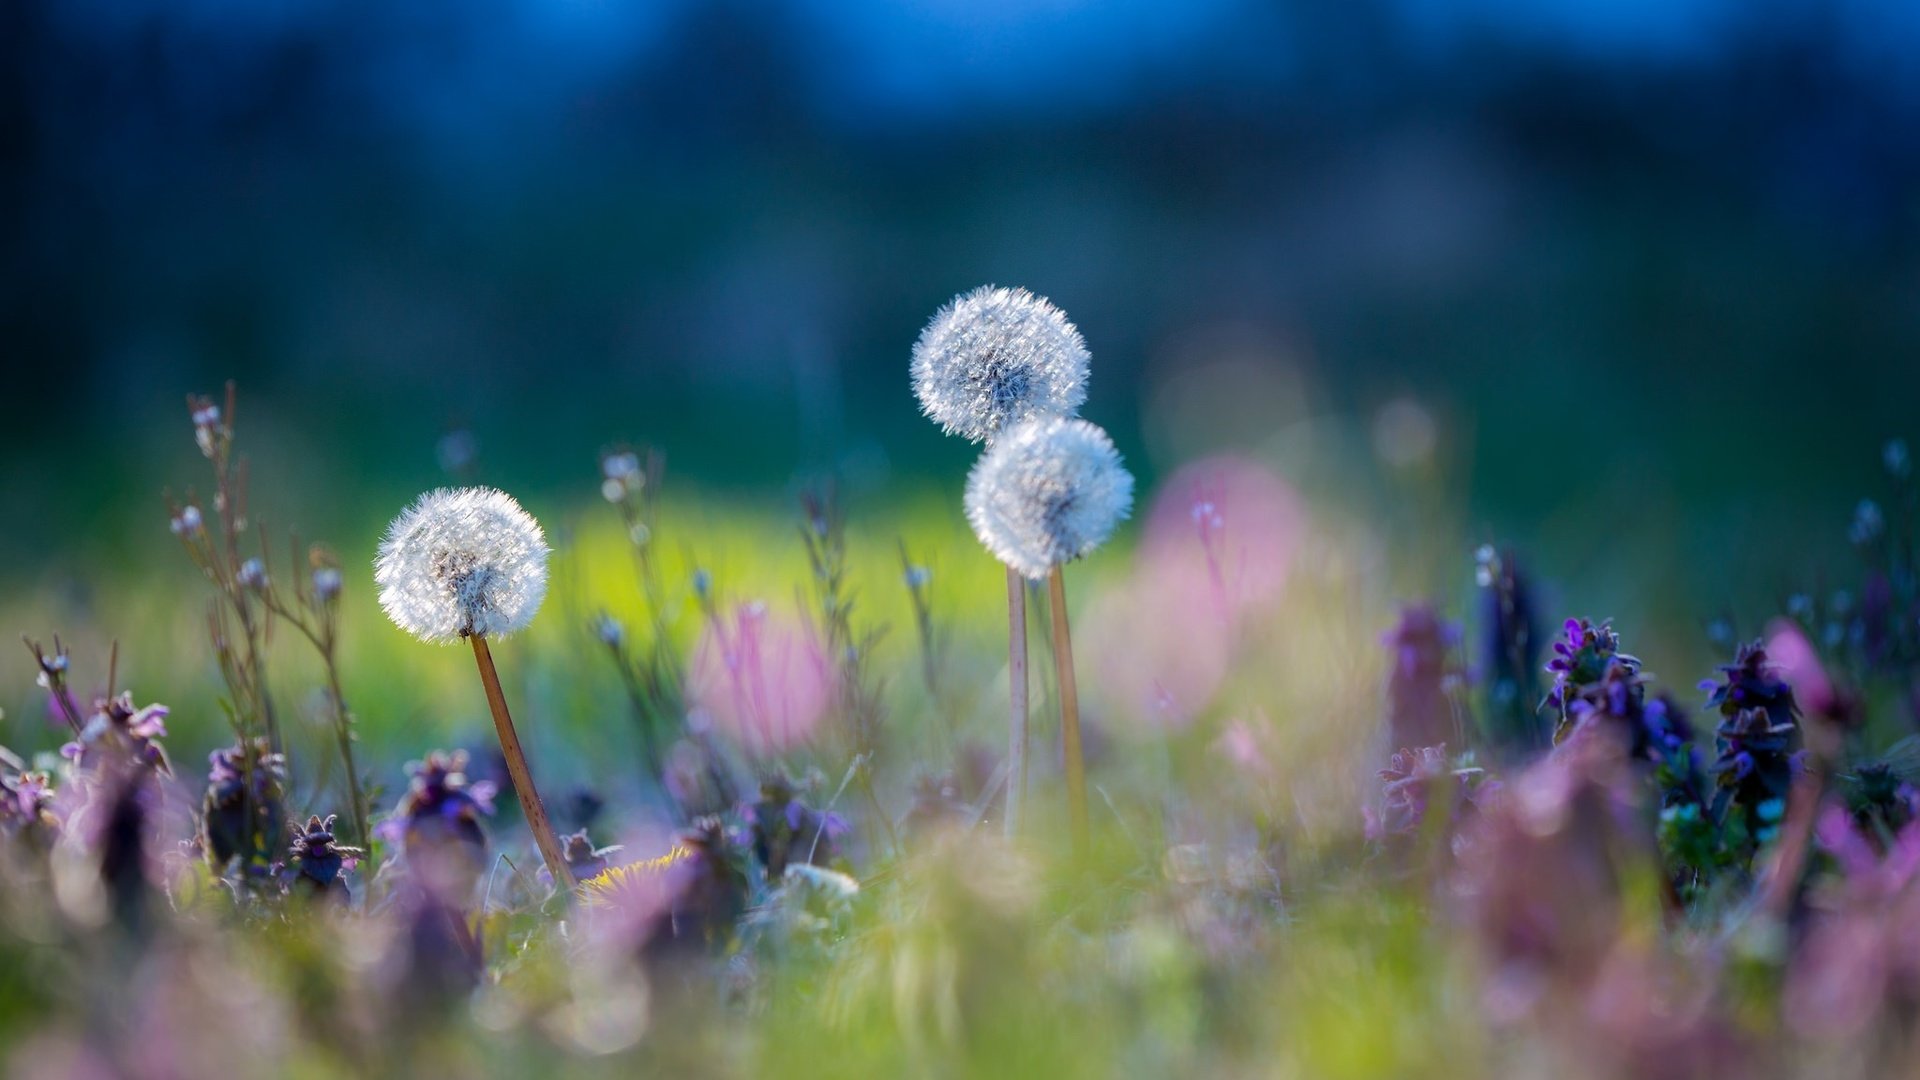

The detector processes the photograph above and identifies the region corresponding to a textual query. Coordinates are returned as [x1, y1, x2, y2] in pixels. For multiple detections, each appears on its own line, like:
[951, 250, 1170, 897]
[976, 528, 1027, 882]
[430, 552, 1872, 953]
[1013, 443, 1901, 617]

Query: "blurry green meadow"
[8, 381, 1914, 1077]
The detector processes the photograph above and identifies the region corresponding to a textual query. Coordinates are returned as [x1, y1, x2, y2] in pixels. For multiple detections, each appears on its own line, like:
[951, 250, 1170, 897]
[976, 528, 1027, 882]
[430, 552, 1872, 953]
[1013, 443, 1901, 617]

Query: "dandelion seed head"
[374, 487, 550, 643]
[964, 417, 1133, 580]
[912, 285, 1089, 443]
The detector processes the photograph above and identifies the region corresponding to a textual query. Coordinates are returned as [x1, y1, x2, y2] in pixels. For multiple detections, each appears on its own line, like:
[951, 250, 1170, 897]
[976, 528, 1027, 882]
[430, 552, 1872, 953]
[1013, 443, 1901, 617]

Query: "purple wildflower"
[558, 829, 620, 882]
[394, 750, 494, 901]
[744, 774, 848, 878]
[1701, 639, 1800, 734]
[1543, 618, 1640, 728]
[1476, 546, 1547, 756]
[1452, 736, 1652, 1027]
[286, 814, 363, 903]
[903, 771, 972, 836]
[1701, 641, 1801, 819]
[1382, 605, 1463, 751]
[649, 817, 749, 955]
[1787, 808, 1920, 1040]
[66, 691, 173, 776]
[1368, 744, 1485, 848]
[0, 751, 57, 842]
[201, 738, 287, 875]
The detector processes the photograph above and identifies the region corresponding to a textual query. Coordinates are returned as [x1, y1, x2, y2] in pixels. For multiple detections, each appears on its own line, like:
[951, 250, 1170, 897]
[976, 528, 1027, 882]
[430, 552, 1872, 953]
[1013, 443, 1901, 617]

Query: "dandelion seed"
[912, 285, 1090, 443]
[374, 487, 550, 644]
[964, 417, 1133, 580]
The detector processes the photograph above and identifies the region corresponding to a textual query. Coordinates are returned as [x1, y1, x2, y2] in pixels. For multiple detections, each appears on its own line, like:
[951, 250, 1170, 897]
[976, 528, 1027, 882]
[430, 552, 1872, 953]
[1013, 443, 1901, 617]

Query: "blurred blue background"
[4, 0, 1918, 594]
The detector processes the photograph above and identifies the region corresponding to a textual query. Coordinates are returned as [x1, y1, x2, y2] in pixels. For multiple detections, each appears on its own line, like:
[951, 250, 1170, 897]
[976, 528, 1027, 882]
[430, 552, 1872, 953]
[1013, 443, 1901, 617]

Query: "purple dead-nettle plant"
[63, 691, 174, 777]
[1476, 545, 1547, 757]
[558, 829, 622, 882]
[1367, 744, 1484, 850]
[1383, 605, 1466, 751]
[387, 749, 496, 909]
[966, 416, 1134, 851]
[745, 773, 849, 880]
[286, 814, 362, 904]
[375, 487, 574, 890]
[1702, 640, 1802, 838]
[913, 285, 1092, 841]
[1543, 618, 1640, 738]
[0, 747, 57, 843]
[202, 738, 286, 880]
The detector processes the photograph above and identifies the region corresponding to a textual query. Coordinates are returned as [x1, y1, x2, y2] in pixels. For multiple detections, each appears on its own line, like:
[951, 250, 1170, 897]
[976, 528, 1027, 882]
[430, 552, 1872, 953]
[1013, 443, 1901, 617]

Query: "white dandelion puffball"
[912, 285, 1090, 443]
[965, 417, 1134, 580]
[375, 487, 550, 643]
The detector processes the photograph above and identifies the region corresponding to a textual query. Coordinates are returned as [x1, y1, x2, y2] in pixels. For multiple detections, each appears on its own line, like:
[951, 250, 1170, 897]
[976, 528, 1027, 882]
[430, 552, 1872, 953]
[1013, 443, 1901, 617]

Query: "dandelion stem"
[1005, 565, 1029, 839]
[1047, 565, 1088, 853]
[468, 634, 575, 891]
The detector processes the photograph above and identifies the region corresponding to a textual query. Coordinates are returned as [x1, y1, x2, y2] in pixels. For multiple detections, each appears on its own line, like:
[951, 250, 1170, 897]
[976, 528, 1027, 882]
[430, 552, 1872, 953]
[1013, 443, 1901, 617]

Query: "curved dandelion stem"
[1047, 565, 1088, 854]
[1005, 565, 1029, 839]
[469, 634, 575, 891]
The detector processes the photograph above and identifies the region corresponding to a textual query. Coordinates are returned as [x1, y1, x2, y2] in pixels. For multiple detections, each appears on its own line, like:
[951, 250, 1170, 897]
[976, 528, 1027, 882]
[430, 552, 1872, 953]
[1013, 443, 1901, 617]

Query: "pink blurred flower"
[689, 601, 830, 757]
[1764, 619, 1833, 717]
[1140, 455, 1303, 625]
[1085, 456, 1304, 733]
[1788, 810, 1920, 1038]
[1214, 715, 1276, 782]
